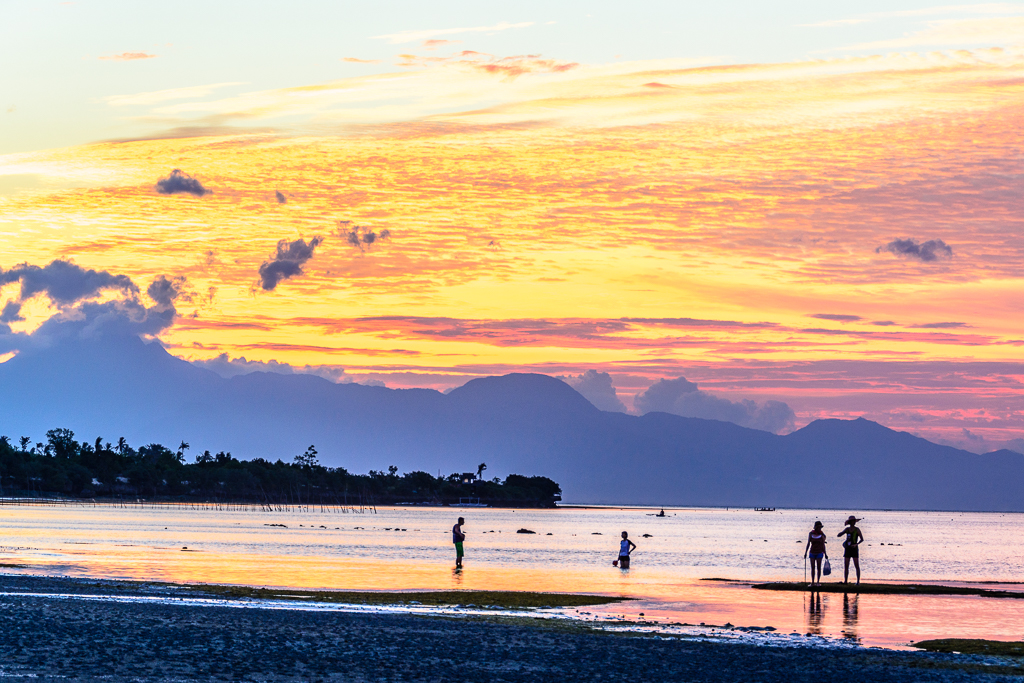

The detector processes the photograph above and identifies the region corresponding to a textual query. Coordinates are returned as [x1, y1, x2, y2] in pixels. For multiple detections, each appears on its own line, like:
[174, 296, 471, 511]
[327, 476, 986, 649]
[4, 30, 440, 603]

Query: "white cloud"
[191, 353, 390, 386]
[881, 3, 1024, 18]
[560, 370, 627, 412]
[93, 48, 1022, 139]
[372, 21, 533, 45]
[801, 18, 870, 28]
[845, 16, 1024, 50]
[803, 3, 1024, 28]
[635, 377, 796, 434]
[105, 82, 244, 107]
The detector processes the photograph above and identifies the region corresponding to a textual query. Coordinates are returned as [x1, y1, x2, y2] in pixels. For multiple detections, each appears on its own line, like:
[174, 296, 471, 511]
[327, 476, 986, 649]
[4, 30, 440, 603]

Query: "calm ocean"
[1, 503, 1021, 648]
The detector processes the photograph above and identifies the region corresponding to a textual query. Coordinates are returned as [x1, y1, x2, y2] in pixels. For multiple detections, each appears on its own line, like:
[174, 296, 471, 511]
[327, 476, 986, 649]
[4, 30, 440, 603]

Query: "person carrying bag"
[804, 521, 828, 585]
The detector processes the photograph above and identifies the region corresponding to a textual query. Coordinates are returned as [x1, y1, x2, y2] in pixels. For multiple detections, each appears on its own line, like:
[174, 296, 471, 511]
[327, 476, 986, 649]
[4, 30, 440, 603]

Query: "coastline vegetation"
[0, 428, 561, 508]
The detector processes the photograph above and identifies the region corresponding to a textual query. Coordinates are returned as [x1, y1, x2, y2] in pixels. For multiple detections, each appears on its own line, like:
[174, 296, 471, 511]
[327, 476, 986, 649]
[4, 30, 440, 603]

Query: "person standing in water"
[618, 531, 637, 569]
[452, 517, 466, 569]
[804, 520, 828, 585]
[837, 516, 864, 584]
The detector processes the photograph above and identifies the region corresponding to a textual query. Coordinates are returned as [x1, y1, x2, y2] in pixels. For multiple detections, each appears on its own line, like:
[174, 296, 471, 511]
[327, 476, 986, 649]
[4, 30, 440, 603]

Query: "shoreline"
[1, 574, 1020, 682]
[751, 581, 1024, 599]
[6, 573, 1024, 644]
[5, 496, 1024, 514]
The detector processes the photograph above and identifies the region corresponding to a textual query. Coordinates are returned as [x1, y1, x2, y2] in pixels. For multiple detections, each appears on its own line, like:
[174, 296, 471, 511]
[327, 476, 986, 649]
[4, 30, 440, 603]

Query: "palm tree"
[477, 462, 487, 479]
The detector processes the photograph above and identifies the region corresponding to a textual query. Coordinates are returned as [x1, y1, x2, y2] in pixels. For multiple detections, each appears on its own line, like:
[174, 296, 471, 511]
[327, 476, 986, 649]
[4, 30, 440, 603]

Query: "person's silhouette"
[838, 516, 864, 584]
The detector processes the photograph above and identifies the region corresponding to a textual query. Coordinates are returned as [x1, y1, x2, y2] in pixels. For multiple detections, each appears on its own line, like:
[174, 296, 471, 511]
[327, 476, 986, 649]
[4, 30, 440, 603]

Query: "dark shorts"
[618, 555, 630, 568]
[844, 545, 859, 559]
[809, 553, 824, 560]
[454, 542, 464, 557]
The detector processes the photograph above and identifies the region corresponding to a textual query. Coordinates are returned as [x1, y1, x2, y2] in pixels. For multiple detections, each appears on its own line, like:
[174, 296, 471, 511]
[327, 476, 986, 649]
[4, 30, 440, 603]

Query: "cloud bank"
[0, 260, 184, 354]
[155, 169, 211, 197]
[634, 377, 796, 434]
[0, 260, 137, 305]
[146, 275, 186, 306]
[809, 313, 862, 322]
[191, 353, 384, 386]
[560, 370, 627, 412]
[340, 225, 391, 251]
[876, 238, 952, 262]
[257, 237, 324, 291]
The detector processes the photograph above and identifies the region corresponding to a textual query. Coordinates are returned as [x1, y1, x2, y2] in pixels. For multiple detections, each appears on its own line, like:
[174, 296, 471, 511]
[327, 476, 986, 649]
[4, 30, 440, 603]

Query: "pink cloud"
[422, 39, 460, 50]
[99, 52, 157, 61]
[394, 50, 578, 79]
[342, 57, 381, 64]
[463, 54, 579, 79]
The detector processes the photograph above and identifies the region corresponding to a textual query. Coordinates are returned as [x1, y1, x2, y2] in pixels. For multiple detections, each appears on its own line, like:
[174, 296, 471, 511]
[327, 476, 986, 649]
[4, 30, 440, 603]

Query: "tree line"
[0, 428, 562, 508]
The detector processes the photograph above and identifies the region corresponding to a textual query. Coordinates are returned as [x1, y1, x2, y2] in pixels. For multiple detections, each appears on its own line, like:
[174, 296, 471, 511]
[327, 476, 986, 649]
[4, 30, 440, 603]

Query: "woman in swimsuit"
[804, 521, 828, 585]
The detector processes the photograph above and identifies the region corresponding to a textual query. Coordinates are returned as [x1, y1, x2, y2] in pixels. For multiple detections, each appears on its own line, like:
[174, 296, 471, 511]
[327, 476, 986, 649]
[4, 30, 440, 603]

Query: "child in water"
[617, 531, 637, 569]
[452, 517, 465, 569]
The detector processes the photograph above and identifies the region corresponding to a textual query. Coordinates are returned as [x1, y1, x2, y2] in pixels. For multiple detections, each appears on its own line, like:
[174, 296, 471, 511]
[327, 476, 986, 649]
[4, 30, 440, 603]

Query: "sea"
[1, 502, 1022, 649]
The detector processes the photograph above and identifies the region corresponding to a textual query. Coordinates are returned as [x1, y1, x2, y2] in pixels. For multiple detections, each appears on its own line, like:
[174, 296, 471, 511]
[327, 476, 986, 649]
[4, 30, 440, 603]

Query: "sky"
[2, 1, 1024, 452]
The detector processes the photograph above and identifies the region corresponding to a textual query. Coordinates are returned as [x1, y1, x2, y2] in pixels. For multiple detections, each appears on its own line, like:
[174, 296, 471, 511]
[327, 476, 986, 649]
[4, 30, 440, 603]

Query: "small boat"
[754, 507, 776, 512]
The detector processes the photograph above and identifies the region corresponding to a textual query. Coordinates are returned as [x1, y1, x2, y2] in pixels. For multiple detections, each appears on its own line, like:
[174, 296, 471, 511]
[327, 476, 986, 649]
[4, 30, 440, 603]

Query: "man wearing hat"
[837, 516, 865, 584]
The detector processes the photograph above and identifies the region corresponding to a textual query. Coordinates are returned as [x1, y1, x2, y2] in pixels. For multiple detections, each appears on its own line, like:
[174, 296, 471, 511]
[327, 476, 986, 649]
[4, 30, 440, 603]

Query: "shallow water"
[1, 502, 1022, 648]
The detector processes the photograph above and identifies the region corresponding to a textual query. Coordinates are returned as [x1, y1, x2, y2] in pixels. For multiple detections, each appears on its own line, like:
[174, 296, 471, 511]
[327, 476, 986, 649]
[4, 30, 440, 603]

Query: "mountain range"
[1, 333, 1021, 511]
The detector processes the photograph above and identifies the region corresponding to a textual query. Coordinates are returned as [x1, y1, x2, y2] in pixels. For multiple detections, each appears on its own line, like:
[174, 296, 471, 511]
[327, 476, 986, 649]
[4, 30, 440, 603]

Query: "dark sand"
[0, 575, 1019, 682]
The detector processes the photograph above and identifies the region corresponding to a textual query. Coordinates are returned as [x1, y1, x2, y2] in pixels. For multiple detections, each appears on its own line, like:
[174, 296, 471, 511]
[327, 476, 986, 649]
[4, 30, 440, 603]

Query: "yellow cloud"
[105, 83, 244, 107]
[845, 15, 1024, 50]
[2, 46, 1023, 384]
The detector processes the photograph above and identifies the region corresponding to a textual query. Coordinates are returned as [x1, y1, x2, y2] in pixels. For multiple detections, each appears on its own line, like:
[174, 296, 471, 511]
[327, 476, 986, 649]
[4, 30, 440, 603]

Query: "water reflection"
[842, 592, 860, 641]
[803, 589, 859, 641]
[4, 504, 1024, 649]
[805, 590, 824, 635]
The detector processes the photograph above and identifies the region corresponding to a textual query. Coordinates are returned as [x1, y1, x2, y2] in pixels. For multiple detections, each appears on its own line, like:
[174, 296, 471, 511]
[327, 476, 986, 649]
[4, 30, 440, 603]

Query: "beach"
[1, 575, 1019, 682]
[2, 503, 1023, 648]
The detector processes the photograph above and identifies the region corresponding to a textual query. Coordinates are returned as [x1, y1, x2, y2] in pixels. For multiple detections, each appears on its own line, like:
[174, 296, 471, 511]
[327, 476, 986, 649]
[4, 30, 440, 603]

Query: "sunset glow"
[3, 3, 1024, 451]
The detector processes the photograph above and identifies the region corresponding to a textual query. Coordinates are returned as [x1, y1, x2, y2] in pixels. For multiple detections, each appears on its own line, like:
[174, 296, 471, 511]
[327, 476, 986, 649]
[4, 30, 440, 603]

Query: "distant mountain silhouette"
[1, 334, 1022, 510]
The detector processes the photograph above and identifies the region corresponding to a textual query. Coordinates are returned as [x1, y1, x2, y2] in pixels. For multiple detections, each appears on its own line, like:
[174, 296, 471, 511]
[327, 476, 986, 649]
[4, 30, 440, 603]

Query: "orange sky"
[2, 46, 1024, 450]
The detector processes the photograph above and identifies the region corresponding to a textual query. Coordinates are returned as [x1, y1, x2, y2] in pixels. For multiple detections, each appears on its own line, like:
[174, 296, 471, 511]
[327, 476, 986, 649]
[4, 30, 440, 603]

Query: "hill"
[0, 334, 1021, 510]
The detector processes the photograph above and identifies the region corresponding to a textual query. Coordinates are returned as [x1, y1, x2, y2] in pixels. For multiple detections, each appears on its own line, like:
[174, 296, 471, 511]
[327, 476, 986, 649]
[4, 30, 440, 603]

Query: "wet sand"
[0, 575, 1019, 682]
[752, 582, 1024, 599]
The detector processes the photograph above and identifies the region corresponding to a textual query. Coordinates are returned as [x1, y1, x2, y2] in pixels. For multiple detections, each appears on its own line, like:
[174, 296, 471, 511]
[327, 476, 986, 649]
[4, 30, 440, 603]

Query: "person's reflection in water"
[805, 590, 824, 636]
[451, 566, 464, 586]
[842, 592, 860, 641]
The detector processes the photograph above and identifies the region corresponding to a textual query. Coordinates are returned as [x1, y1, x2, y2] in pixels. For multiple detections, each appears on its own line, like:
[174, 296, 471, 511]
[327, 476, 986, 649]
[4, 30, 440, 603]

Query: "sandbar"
[0, 574, 1018, 681]
[752, 582, 1024, 599]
